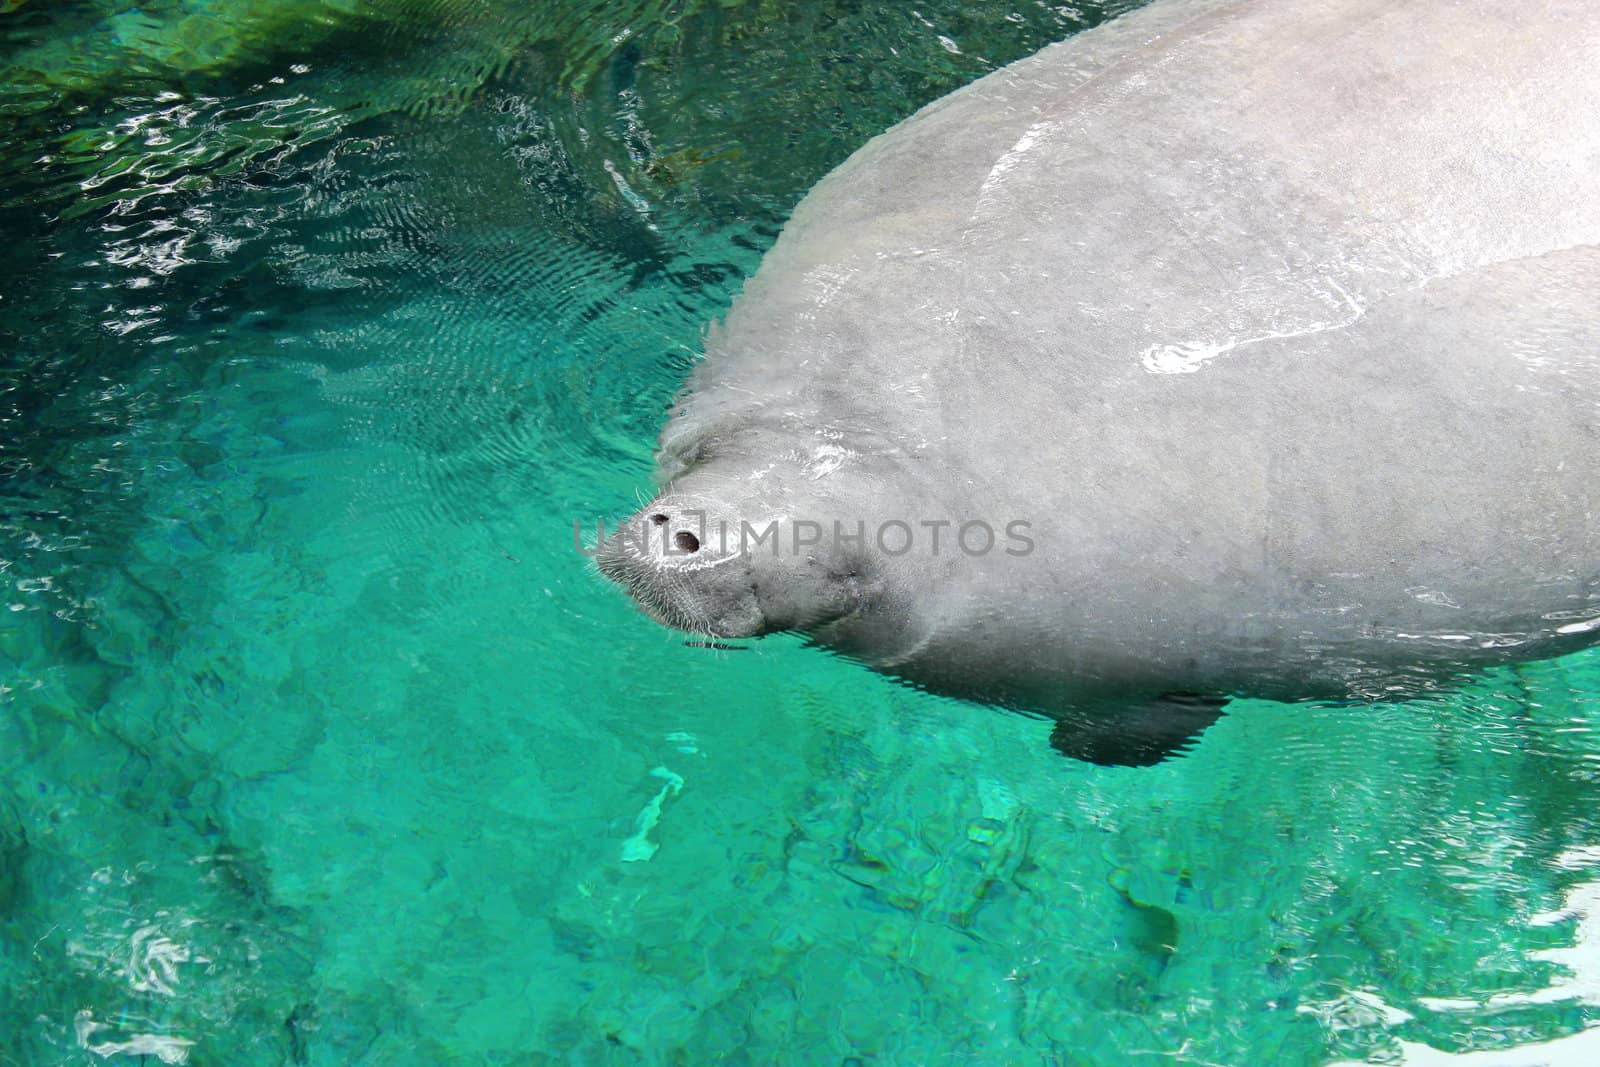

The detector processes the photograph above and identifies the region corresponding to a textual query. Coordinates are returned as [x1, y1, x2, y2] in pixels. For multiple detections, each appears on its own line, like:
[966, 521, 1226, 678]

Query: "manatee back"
[690, 0, 1600, 442]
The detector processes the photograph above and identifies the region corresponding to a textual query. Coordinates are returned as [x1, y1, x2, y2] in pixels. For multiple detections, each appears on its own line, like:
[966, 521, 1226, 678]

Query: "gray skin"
[598, 0, 1600, 761]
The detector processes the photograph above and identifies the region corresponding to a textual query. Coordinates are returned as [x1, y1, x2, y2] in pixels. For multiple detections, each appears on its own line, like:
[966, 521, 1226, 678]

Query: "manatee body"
[598, 0, 1600, 762]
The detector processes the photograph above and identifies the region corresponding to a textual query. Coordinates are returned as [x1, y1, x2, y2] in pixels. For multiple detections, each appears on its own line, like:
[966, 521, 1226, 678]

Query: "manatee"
[597, 0, 1600, 764]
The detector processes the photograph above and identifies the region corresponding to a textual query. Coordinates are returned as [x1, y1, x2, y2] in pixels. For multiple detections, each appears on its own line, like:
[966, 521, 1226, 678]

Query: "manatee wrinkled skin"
[598, 0, 1600, 761]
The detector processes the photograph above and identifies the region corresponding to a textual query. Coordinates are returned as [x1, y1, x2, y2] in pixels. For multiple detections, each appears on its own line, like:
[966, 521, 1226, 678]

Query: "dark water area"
[2, 1, 1599, 1064]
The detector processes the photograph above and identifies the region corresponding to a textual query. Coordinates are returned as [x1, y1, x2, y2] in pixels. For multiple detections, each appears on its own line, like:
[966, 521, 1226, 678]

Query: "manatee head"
[595, 453, 883, 640]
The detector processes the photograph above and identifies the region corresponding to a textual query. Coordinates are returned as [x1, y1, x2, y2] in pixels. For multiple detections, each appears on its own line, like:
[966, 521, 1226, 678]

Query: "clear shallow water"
[3, 1, 1600, 1063]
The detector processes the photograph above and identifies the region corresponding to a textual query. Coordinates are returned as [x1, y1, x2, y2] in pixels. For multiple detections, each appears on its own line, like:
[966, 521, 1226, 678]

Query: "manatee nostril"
[650, 513, 669, 526]
[674, 530, 701, 554]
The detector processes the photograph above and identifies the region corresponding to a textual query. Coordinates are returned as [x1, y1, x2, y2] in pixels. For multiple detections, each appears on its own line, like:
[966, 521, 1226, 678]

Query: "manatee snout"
[595, 497, 767, 638]
[597, 493, 872, 639]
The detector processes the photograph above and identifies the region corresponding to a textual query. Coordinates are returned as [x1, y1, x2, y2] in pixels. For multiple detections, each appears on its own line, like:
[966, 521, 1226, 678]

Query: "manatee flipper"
[1048, 694, 1228, 766]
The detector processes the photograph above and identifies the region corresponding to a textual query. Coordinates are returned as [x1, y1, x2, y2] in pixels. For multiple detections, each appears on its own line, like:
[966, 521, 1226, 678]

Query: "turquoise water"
[4, 1, 1600, 1063]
